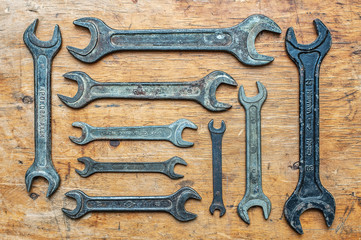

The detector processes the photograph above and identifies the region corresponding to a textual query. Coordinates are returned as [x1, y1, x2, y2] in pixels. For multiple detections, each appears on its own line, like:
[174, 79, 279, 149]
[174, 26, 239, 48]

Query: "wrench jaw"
[238, 81, 267, 108]
[168, 187, 202, 222]
[69, 122, 93, 145]
[76, 157, 97, 178]
[209, 201, 226, 217]
[208, 119, 226, 134]
[62, 190, 89, 219]
[237, 195, 272, 224]
[168, 119, 198, 148]
[163, 157, 187, 179]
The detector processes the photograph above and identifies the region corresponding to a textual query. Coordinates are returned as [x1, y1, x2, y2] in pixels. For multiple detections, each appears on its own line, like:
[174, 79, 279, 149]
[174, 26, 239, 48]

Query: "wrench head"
[238, 81, 267, 108]
[208, 119, 226, 134]
[169, 187, 202, 222]
[163, 157, 187, 179]
[237, 194, 272, 224]
[69, 122, 93, 145]
[58, 72, 97, 108]
[168, 119, 198, 148]
[62, 190, 89, 219]
[209, 199, 226, 217]
[76, 157, 97, 177]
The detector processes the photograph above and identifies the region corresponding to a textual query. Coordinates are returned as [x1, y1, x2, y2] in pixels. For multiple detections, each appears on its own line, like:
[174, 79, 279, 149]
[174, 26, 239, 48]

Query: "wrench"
[69, 118, 197, 147]
[208, 120, 226, 217]
[237, 82, 271, 224]
[23, 20, 61, 197]
[58, 71, 237, 112]
[67, 15, 281, 66]
[283, 19, 335, 234]
[76, 156, 187, 179]
[62, 187, 201, 221]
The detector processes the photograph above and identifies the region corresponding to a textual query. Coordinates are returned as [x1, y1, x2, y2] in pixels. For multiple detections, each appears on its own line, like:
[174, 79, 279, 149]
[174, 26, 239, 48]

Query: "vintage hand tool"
[67, 15, 281, 66]
[62, 187, 201, 221]
[76, 156, 187, 179]
[23, 20, 61, 197]
[69, 118, 197, 147]
[58, 71, 237, 112]
[283, 19, 335, 234]
[237, 82, 271, 224]
[208, 120, 226, 217]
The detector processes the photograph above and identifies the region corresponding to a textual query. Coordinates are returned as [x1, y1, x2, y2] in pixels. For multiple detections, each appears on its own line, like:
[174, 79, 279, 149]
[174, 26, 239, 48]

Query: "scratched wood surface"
[0, 0, 360, 239]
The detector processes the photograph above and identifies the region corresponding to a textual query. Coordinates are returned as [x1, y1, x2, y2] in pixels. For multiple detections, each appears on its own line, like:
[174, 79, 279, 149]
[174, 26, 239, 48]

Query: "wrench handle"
[210, 132, 224, 198]
[92, 162, 166, 173]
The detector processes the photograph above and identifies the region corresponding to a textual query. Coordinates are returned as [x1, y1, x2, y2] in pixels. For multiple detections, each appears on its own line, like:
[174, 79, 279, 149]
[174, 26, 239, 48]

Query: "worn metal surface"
[23, 20, 61, 198]
[283, 19, 335, 235]
[67, 15, 281, 66]
[62, 187, 201, 221]
[76, 156, 187, 179]
[58, 71, 237, 112]
[208, 120, 226, 217]
[237, 82, 271, 224]
[69, 118, 197, 147]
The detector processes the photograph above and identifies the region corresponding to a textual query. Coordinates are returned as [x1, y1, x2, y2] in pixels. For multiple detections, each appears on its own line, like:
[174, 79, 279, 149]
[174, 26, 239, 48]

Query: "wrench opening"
[69, 122, 93, 145]
[169, 119, 198, 147]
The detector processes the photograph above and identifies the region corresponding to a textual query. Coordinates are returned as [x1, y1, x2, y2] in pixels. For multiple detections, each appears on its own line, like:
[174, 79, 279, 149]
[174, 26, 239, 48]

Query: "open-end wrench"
[62, 187, 201, 221]
[67, 15, 281, 66]
[283, 19, 335, 235]
[69, 118, 197, 147]
[237, 82, 271, 224]
[23, 20, 61, 198]
[76, 156, 187, 179]
[208, 120, 226, 217]
[58, 71, 237, 112]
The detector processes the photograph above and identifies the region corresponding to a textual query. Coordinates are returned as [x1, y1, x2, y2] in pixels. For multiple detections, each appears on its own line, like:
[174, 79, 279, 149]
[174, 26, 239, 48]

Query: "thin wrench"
[67, 15, 281, 66]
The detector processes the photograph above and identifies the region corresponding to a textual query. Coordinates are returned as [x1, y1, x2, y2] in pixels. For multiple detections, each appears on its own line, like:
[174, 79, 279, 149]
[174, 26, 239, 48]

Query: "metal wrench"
[62, 187, 201, 221]
[208, 120, 226, 217]
[58, 71, 237, 111]
[69, 118, 197, 147]
[67, 15, 281, 66]
[76, 156, 187, 179]
[283, 19, 335, 235]
[237, 82, 271, 224]
[23, 20, 61, 197]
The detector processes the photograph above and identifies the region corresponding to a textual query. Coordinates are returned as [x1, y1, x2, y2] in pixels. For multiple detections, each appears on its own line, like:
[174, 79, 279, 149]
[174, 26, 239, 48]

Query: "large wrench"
[208, 120, 226, 217]
[23, 20, 61, 198]
[69, 118, 197, 147]
[237, 82, 271, 224]
[76, 156, 187, 179]
[67, 15, 281, 66]
[58, 71, 237, 112]
[283, 19, 335, 234]
[62, 187, 201, 221]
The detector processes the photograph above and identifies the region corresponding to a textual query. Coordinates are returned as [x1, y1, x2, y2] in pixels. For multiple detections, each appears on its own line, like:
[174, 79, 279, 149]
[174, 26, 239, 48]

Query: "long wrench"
[237, 82, 271, 224]
[67, 15, 281, 66]
[76, 156, 187, 179]
[23, 20, 61, 198]
[208, 120, 226, 217]
[283, 19, 335, 235]
[69, 118, 197, 147]
[58, 71, 237, 111]
[62, 187, 201, 221]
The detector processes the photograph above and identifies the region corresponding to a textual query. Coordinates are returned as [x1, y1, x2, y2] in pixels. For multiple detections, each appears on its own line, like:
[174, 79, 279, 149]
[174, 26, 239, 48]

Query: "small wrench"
[58, 71, 237, 111]
[67, 15, 281, 66]
[76, 156, 187, 179]
[23, 20, 61, 197]
[283, 19, 335, 234]
[237, 82, 271, 224]
[208, 120, 226, 217]
[62, 187, 201, 221]
[69, 118, 197, 147]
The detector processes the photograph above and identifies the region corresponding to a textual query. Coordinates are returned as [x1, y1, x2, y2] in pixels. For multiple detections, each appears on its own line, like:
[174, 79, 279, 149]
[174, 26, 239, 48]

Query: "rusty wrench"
[283, 19, 335, 234]
[67, 15, 281, 66]
[23, 20, 61, 197]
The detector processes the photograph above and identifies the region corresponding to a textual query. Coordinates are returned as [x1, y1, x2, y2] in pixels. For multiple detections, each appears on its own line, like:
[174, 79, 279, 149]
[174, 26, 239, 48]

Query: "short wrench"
[23, 20, 61, 197]
[69, 118, 197, 147]
[58, 71, 237, 111]
[67, 15, 281, 66]
[208, 120, 226, 217]
[283, 19, 335, 234]
[76, 156, 187, 179]
[62, 187, 201, 221]
[237, 82, 271, 224]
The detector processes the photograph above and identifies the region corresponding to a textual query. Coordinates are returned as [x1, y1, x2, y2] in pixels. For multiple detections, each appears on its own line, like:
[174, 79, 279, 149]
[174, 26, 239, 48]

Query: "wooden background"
[0, 0, 360, 239]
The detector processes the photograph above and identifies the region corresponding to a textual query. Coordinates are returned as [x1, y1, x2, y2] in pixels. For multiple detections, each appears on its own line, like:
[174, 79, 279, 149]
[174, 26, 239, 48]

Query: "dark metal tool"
[237, 82, 271, 224]
[208, 120, 226, 217]
[67, 15, 281, 66]
[76, 156, 187, 179]
[23, 20, 61, 197]
[62, 187, 201, 221]
[58, 71, 237, 112]
[283, 19, 335, 234]
[69, 118, 197, 147]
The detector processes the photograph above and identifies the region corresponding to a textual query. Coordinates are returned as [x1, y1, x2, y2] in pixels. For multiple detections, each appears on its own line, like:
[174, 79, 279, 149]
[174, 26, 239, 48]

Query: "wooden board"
[0, 0, 360, 239]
